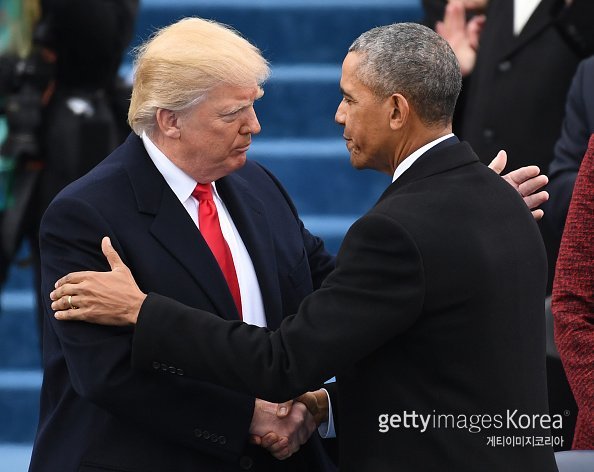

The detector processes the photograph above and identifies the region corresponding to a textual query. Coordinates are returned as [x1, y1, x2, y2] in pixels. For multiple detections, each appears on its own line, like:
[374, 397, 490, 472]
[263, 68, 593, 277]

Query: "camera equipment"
[0, 18, 55, 211]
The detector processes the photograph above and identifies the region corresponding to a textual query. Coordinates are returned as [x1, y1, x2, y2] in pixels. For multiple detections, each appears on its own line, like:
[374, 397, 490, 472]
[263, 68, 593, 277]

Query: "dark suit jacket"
[459, 0, 594, 170]
[31, 134, 336, 472]
[545, 55, 594, 241]
[130, 139, 557, 471]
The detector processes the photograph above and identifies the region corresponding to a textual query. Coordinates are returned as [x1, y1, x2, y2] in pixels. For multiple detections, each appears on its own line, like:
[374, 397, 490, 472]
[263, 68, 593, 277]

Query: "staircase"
[0, 1, 422, 469]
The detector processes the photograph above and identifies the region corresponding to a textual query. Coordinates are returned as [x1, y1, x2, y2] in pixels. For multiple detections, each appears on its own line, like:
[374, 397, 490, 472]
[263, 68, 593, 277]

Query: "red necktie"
[192, 183, 242, 318]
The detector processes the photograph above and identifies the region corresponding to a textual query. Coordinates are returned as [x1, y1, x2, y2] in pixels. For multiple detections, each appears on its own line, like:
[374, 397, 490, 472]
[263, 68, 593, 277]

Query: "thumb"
[101, 237, 125, 271]
[276, 400, 293, 418]
[487, 150, 507, 175]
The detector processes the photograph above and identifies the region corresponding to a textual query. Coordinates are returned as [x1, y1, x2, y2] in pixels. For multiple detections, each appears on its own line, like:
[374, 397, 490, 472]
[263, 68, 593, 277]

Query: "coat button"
[210, 435, 219, 443]
[498, 60, 511, 72]
[168, 366, 176, 374]
[160, 363, 168, 371]
[483, 128, 495, 142]
[152, 361, 160, 370]
[239, 456, 253, 470]
[203, 431, 210, 440]
[194, 429, 202, 438]
[176, 368, 184, 376]
[219, 436, 227, 445]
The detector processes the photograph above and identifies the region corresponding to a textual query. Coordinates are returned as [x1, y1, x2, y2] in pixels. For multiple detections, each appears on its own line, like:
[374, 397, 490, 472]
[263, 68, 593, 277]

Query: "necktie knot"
[192, 183, 213, 202]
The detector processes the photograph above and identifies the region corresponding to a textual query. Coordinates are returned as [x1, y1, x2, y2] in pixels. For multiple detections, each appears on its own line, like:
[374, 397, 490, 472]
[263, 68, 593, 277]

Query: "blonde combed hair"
[128, 17, 270, 136]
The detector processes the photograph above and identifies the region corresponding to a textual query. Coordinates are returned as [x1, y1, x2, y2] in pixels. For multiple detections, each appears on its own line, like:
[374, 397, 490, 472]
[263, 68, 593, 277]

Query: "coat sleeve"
[132, 211, 425, 402]
[552, 133, 594, 449]
[41, 195, 255, 462]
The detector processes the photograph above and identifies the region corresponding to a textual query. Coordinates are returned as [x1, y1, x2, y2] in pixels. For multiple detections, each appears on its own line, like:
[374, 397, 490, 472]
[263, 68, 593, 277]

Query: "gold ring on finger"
[68, 295, 78, 310]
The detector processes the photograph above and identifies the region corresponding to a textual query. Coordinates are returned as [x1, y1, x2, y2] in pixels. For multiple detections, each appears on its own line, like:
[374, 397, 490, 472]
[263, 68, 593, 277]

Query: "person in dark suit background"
[544, 55, 594, 244]
[30, 17, 337, 472]
[52, 23, 558, 471]
[435, 0, 594, 170]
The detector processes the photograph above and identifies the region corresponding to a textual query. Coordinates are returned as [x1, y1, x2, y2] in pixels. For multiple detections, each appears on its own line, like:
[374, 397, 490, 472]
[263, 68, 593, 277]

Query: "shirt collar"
[392, 133, 455, 183]
[141, 132, 222, 202]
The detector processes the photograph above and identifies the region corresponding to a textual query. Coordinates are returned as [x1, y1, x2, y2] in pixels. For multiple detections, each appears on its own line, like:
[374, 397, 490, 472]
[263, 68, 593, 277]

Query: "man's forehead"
[209, 83, 263, 103]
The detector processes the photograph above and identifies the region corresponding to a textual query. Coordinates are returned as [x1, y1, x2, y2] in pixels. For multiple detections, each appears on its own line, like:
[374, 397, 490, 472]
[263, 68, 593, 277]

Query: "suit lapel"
[217, 172, 284, 329]
[502, 0, 560, 59]
[122, 134, 240, 321]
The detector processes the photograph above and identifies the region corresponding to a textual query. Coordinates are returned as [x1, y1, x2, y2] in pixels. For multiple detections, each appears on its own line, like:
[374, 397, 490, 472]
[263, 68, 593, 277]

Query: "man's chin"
[349, 153, 366, 170]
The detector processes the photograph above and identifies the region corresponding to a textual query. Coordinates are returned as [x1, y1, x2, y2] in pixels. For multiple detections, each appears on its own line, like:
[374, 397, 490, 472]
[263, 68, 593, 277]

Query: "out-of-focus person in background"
[434, 0, 594, 292]
[544, 55, 594, 244]
[552, 133, 594, 450]
[0, 0, 138, 333]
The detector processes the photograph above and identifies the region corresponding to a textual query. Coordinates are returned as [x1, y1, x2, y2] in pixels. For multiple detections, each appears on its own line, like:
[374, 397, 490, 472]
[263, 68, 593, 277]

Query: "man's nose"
[335, 101, 346, 125]
[241, 107, 261, 135]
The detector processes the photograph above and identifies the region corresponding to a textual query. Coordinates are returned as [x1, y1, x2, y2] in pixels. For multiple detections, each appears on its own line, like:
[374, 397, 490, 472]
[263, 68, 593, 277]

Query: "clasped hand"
[249, 394, 325, 460]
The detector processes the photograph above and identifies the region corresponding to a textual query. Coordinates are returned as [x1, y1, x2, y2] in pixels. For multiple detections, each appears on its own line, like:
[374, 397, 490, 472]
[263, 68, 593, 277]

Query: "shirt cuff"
[317, 387, 336, 438]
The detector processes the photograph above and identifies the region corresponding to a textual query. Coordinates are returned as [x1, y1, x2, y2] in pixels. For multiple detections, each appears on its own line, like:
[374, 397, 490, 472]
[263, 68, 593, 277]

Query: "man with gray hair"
[51, 22, 557, 470]
[30, 17, 337, 472]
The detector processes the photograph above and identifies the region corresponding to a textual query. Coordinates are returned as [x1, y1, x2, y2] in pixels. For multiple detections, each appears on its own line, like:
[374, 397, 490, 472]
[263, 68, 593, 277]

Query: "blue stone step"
[131, 0, 423, 64]
[2, 244, 34, 292]
[258, 65, 342, 138]
[250, 138, 391, 215]
[0, 295, 40, 369]
[0, 370, 41, 444]
[0, 444, 33, 472]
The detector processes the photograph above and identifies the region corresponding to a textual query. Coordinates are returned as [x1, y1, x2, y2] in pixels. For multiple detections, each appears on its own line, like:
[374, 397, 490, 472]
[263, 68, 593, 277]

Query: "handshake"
[249, 389, 330, 460]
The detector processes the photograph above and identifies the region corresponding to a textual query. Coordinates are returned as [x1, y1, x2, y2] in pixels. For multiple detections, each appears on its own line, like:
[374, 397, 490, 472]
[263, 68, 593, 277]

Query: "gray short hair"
[349, 22, 461, 126]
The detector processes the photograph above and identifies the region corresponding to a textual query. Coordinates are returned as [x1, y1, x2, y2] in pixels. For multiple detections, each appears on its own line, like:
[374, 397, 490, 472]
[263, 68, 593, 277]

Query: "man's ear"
[389, 93, 410, 130]
[156, 108, 181, 139]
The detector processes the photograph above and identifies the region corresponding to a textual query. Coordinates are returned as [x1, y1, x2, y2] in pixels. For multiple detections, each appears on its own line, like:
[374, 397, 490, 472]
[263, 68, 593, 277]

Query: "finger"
[51, 293, 80, 312]
[248, 435, 262, 446]
[271, 448, 292, 461]
[276, 400, 293, 418]
[518, 175, 549, 197]
[268, 439, 291, 455]
[260, 432, 281, 449]
[54, 271, 93, 289]
[101, 237, 126, 271]
[54, 306, 86, 321]
[487, 150, 507, 174]
[444, 1, 467, 32]
[532, 209, 544, 221]
[523, 191, 549, 210]
[467, 14, 486, 50]
[50, 282, 82, 302]
[506, 166, 542, 186]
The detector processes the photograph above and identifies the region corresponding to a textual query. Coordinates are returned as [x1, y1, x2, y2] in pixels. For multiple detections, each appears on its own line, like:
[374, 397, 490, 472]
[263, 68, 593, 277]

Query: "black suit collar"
[380, 137, 479, 199]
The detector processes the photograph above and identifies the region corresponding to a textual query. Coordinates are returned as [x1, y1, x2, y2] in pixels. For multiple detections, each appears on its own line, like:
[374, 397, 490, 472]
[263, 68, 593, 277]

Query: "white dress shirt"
[514, 0, 542, 35]
[141, 132, 266, 328]
[392, 133, 455, 183]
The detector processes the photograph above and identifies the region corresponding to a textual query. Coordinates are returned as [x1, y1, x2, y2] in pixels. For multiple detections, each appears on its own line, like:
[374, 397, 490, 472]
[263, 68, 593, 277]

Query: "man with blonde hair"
[30, 17, 336, 472]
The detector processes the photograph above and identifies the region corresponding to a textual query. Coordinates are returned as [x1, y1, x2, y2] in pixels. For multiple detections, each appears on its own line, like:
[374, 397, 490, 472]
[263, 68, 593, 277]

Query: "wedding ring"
[68, 295, 78, 310]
